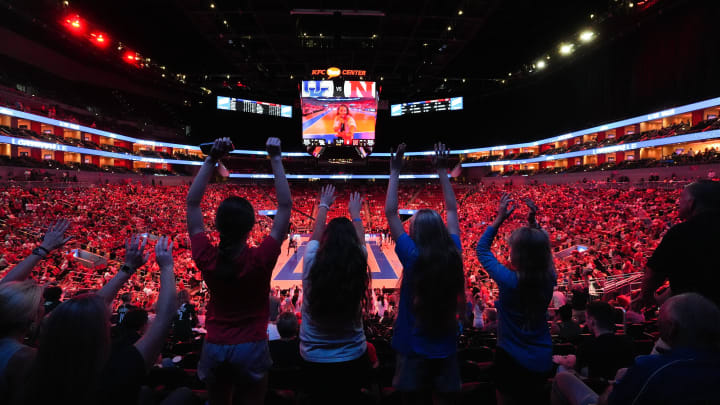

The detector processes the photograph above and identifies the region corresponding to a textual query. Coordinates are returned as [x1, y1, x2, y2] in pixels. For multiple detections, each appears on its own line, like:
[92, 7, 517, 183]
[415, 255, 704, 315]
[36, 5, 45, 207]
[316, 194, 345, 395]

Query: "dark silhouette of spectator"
[269, 312, 302, 368]
[553, 293, 720, 405]
[551, 304, 582, 342]
[639, 180, 720, 308]
[171, 290, 197, 342]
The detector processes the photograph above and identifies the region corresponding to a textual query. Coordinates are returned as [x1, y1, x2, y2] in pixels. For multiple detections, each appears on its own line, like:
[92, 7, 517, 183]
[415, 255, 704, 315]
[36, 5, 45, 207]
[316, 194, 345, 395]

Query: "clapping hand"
[209, 137, 234, 161]
[154, 235, 174, 270]
[40, 219, 72, 252]
[432, 142, 450, 170]
[349, 192, 363, 219]
[319, 185, 336, 208]
[266, 137, 282, 159]
[390, 143, 406, 172]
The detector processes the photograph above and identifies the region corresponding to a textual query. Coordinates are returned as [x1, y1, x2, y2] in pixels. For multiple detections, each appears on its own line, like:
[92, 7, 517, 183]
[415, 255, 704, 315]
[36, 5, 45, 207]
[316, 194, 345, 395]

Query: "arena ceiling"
[4, 0, 714, 149]
[37, 0, 616, 101]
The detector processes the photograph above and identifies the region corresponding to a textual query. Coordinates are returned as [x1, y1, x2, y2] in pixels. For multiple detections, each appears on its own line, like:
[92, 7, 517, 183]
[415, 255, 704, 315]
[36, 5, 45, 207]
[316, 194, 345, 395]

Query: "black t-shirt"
[172, 303, 197, 341]
[114, 304, 136, 324]
[97, 345, 146, 405]
[576, 333, 635, 380]
[268, 338, 302, 368]
[647, 212, 720, 306]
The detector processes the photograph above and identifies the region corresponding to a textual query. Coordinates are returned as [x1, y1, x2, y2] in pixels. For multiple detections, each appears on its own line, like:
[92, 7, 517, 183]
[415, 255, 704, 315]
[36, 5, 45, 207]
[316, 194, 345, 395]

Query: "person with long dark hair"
[476, 194, 556, 405]
[20, 235, 181, 405]
[300, 185, 371, 403]
[186, 137, 291, 405]
[385, 143, 465, 403]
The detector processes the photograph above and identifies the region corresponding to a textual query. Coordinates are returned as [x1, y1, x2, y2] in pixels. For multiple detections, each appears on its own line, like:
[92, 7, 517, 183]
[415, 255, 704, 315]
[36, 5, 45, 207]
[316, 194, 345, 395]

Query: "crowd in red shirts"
[0, 180, 681, 317]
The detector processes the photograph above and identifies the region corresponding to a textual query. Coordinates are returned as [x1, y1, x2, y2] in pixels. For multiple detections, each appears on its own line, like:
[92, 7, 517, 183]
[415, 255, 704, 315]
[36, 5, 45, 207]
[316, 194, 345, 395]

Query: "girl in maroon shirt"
[187, 137, 291, 405]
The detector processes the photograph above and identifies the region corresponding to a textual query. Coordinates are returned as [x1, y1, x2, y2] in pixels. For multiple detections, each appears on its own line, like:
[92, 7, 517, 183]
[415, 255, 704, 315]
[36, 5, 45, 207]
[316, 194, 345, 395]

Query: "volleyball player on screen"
[333, 104, 357, 145]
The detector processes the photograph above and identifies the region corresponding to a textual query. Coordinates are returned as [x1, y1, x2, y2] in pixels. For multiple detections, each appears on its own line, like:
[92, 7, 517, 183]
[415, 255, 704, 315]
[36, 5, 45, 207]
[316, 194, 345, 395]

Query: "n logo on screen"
[343, 81, 376, 98]
[302, 81, 334, 98]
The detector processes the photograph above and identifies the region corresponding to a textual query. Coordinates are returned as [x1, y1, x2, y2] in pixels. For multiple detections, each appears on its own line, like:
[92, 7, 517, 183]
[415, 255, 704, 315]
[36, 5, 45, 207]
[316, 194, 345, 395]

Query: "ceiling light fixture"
[559, 43, 574, 55]
[579, 30, 595, 42]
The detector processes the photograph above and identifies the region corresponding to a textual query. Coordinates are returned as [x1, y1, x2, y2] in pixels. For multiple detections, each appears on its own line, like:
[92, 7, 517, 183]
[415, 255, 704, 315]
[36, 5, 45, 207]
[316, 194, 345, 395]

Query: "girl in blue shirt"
[476, 193, 556, 404]
[385, 143, 465, 403]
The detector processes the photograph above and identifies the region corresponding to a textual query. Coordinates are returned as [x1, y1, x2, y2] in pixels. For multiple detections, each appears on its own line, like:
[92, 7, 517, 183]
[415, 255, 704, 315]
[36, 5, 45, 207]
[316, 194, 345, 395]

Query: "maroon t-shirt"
[191, 232, 281, 344]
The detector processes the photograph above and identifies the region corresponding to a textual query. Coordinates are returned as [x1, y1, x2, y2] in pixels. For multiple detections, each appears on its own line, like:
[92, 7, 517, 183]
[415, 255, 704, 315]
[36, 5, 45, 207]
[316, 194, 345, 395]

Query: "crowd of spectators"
[0, 177, 685, 321]
[0, 137, 718, 404]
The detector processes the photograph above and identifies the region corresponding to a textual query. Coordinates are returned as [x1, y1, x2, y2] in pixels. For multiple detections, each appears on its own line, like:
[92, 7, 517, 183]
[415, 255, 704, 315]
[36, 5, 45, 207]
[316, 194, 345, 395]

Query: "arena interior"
[0, 1, 719, 404]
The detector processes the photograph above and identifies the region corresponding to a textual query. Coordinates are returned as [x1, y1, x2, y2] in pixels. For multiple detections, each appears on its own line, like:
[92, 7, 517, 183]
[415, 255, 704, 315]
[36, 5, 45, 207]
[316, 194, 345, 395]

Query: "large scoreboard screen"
[390, 97, 463, 117]
[217, 96, 292, 118]
[301, 80, 377, 156]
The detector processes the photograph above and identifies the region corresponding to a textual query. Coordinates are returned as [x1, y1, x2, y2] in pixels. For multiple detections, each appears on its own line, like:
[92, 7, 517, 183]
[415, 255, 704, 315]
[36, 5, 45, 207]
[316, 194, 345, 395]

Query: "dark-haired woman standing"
[187, 137, 291, 405]
[385, 143, 465, 404]
[300, 185, 371, 404]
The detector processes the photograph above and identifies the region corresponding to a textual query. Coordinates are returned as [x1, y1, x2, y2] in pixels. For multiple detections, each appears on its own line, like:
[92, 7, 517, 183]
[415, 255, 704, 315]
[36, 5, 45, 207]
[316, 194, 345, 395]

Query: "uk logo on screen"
[273, 236, 400, 281]
[301, 81, 334, 98]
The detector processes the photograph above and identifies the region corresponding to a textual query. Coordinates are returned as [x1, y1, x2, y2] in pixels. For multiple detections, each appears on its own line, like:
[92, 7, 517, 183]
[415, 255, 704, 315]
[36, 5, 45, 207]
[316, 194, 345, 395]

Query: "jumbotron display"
[216, 96, 292, 118]
[390, 97, 463, 117]
[301, 80, 377, 156]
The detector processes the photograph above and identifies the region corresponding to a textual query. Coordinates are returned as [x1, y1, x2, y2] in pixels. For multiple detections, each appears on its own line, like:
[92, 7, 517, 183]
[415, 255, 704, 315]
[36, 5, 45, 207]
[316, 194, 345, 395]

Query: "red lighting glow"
[90, 32, 109, 47]
[123, 51, 139, 65]
[64, 14, 84, 34]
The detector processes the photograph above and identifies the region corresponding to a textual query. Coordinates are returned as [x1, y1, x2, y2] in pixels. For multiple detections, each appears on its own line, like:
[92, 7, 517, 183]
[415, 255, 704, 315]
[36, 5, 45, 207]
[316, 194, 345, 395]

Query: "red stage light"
[64, 14, 84, 34]
[123, 51, 139, 65]
[90, 32, 109, 47]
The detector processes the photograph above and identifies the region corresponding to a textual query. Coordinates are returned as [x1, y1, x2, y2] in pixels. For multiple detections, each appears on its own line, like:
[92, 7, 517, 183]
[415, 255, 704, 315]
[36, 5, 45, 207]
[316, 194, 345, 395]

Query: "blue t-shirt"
[475, 225, 555, 373]
[392, 232, 462, 358]
[609, 348, 720, 405]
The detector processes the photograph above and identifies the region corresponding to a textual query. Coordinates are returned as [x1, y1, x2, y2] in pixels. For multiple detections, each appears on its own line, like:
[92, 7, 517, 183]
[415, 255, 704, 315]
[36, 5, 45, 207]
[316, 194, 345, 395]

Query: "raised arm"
[491, 193, 515, 229]
[1, 219, 71, 284]
[311, 185, 335, 241]
[349, 192, 365, 243]
[476, 193, 518, 289]
[186, 137, 234, 237]
[97, 234, 149, 306]
[384, 143, 406, 241]
[433, 143, 460, 236]
[134, 236, 178, 369]
[267, 137, 292, 242]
